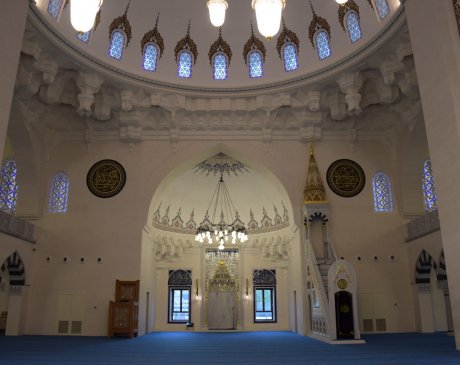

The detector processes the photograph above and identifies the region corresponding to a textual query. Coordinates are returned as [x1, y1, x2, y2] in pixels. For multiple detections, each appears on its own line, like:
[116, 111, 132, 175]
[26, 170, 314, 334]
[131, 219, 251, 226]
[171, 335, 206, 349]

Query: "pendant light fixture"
[335, 0, 348, 4]
[207, 0, 228, 27]
[251, 0, 286, 39]
[70, 0, 104, 32]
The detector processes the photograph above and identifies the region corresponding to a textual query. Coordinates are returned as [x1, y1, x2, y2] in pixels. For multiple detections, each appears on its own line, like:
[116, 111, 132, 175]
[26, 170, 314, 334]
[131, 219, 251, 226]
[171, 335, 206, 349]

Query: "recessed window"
[47, 0, 63, 18]
[253, 269, 276, 323]
[248, 50, 263, 78]
[0, 160, 18, 213]
[372, 172, 393, 212]
[168, 270, 192, 323]
[108, 30, 126, 60]
[314, 30, 332, 60]
[213, 53, 228, 80]
[345, 11, 362, 43]
[422, 160, 438, 212]
[49, 172, 70, 213]
[178, 51, 193, 78]
[143, 43, 159, 72]
[282, 43, 298, 72]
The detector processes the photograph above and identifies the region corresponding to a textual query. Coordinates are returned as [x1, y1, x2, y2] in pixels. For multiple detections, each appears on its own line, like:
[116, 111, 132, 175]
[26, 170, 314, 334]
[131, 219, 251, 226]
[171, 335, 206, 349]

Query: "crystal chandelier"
[195, 173, 248, 250]
[207, 0, 228, 27]
[70, 0, 103, 32]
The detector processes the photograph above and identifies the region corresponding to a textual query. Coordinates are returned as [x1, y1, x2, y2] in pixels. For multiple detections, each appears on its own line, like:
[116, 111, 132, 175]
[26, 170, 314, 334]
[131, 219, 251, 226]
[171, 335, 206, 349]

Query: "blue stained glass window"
[315, 30, 332, 60]
[77, 31, 91, 44]
[108, 30, 126, 60]
[143, 43, 159, 72]
[423, 160, 438, 212]
[49, 172, 69, 213]
[375, 0, 390, 20]
[249, 51, 263, 78]
[346, 11, 362, 43]
[178, 51, 193, 78]
[372, 172, 393, 212]
[282, 43, 298, 72]
[48, 0, 63, 18]
[213, 53, 228, 80]
[0, 160, 18, 213]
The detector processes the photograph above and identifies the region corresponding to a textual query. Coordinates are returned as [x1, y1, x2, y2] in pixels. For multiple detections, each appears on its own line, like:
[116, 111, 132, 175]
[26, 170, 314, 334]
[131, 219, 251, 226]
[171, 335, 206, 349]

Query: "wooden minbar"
[108, 280, 139, 337]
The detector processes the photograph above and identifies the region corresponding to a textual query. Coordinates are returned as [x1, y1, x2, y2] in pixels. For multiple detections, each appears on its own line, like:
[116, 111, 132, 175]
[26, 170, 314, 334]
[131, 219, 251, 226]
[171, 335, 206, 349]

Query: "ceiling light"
[252, 0, 286, 39]
[335, 0, 348, 4]
[70, 0, 103, 33]
[207, 0, 228, 27]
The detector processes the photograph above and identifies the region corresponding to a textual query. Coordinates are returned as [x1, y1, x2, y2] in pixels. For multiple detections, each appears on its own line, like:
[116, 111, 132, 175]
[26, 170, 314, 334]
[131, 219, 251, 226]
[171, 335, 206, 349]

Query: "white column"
[5, 286, 28, 336]
[406, 0, 460, 348]
[0, 0, 29, 162]
[416, 284, 435, 333]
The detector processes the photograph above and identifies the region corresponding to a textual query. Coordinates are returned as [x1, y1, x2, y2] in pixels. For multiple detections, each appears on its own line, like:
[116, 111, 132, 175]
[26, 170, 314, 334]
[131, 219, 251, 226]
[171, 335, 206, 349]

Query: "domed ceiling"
[32, 0, 403, 93]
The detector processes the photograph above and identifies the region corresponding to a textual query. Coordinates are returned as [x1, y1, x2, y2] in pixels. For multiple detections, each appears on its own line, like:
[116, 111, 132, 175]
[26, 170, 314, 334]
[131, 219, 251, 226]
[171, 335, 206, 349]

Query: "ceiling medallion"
[208, 27, 232, 65]
[174, 21, 199, 64]
[140, 13, 165, 58]
[326, 159, 365, 198]
[243, 22, 267, 65]
[308, 0, 332, 48]
[108, 1, 132, 46]
[87, 159, 126, 198]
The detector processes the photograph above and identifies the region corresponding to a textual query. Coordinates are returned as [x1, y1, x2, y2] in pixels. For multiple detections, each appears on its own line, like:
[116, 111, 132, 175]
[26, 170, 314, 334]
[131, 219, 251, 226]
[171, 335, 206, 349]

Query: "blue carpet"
[0, 332, 459, 365]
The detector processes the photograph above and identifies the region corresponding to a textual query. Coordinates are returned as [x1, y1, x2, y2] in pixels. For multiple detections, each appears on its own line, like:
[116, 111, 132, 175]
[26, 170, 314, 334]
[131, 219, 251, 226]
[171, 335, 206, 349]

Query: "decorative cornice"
[243, 23, 266, 65]
[276, 20, 300, 59]
[304, 144, 327, 204]
[108, 1, 132, 46]
[208, 28, 232, 65]
[338, 1, 360, 32]
[308, 1, 332, 48]
[140, 13, 164, 58]
[174, 21, 198, 64]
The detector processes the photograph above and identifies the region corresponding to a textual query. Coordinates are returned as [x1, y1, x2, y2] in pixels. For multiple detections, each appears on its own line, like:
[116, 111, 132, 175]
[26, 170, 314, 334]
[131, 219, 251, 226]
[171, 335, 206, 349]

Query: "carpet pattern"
[0, 332, 459, 365]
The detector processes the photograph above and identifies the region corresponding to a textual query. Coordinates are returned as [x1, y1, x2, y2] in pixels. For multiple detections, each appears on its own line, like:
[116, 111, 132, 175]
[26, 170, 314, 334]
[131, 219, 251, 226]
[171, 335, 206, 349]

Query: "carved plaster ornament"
[337, 0, 360, 32]
[276, 19, 300, 59]
[208, 27, 232, 65]
[174, 21, 199, 64]
[243, 22, 266, 65]
[140, 13, 165, 58]
[308, 0, 331, 49]
[108, 1, 132, 46]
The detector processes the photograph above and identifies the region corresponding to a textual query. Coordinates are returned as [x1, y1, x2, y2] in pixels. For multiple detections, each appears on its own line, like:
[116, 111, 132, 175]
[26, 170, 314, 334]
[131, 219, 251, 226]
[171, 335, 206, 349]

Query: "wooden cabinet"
[108, 280, 139, 337]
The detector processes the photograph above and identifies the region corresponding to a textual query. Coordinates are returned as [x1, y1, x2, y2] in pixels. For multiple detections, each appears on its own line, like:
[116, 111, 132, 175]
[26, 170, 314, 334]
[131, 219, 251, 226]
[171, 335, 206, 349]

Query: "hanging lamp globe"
[207, 0, 228, 27]
[335, 0, 348, 4]
[70, 0, 103, 33]
[251, 0, 286, 39]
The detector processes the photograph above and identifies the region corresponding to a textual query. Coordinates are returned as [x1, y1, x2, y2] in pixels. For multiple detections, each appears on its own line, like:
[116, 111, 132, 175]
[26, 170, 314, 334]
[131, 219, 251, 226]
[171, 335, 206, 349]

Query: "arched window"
[47, 0, 63, 18]
[314, 30, 332, 60]
[249, 50, 263, 78]
[77, 31, 91, 44]
[143, 43, 159, 72]
[345, 11, 362, 43]
[375, 0, 390, 20]
[282, 43, 298, 72]
[49, 172, 70, 213]
[177, 51, 193, 78]
[422, 160, 438, 212]
[253, 269, 277, 322]
[213, 53, 228, 80]
[168, 270, 192, 323]
[108, 30, 126, 60]
[0, 160, 18, 213]
[372, 172, 393, 212]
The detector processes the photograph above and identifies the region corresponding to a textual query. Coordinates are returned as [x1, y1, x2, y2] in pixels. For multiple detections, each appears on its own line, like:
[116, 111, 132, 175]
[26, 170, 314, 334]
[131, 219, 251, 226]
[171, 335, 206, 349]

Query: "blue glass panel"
[48, 0, 62, 18]
[249, 51, 263, 78]
[282, 43, 298, 72]
[213, 53, 228, 80]
[49, 172, 69, 213]
[0, 160, 18, 213]
[375, 0, 390, 20]
[373, 172, 393, 212]
[423, 160, 438, 212]
[108, 30, 126, 60]
[178, 51, 193, 78]
[315, 30, 332, 60]
[346, 11, 362, 43]
[143, 43, 158, 72]
[77, 31, 91, 44]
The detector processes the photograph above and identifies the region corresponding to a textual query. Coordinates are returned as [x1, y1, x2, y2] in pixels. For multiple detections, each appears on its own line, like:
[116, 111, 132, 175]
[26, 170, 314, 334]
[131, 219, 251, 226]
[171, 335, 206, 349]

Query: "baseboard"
[310, 334, 366, 345]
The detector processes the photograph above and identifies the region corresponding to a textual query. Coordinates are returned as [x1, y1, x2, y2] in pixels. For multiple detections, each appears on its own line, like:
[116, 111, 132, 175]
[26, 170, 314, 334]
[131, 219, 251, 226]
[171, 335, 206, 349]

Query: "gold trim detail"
[338, 1, 360, 32]
[308, 0, 332, 48]
[108, 1, 132, 46]
[140, 13, 165, 58]
[304, 144, 327, 204]
[243, 22, 266, 65]
[208, 27, 232, 65]
[276, 19, 300, 59]
[174, 21, 199, 64]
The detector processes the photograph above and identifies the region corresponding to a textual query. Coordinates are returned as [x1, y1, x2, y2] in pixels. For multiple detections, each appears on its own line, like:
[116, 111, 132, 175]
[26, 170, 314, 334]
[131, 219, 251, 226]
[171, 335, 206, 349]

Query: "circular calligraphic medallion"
[87, 160, 126, 198]
[337, 279, 348, 290]
[326, 159, 365, 198]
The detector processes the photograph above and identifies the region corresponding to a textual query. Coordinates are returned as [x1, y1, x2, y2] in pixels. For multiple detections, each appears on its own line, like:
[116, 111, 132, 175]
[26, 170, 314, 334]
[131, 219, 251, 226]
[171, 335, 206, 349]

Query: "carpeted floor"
[0, 332, 459, 365]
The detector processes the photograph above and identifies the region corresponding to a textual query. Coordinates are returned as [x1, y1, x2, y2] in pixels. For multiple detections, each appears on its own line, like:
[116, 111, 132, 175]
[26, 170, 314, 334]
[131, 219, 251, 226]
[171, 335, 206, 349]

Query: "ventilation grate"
[363, 319, 374, 332]
[376, 318, 387, 332]
[71, 321, 82, 334]
[58, 320, 69, 334]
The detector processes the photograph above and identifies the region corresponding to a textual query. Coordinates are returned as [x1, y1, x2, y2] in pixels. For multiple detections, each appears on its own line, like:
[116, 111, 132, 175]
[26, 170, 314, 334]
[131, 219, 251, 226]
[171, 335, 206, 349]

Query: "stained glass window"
[315, 30, 332, 60]
[372, 172, 393, 212]
[375, 0, 390, 20]
[213, 53, 228, 80]
[249, 51, 263, 78]
[282, 43, 298, 72]
[47, 0, 63, 18]
[108, 30, 126, 60]
[0, 160, 18, 213]
[178, 51, 193, 78]
[346, 11, 362, 43]
[77, 31, 91, 44]
[143, 43, 159, 72]
[423, 160, 438, 212]
[49, 172, 69, 213]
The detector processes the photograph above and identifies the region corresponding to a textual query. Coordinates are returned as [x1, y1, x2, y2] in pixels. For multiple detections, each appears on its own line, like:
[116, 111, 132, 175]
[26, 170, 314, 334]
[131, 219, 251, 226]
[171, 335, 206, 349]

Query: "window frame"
[253, 286, 276, 323]
[281, 42, 299, 72]
[108, 29, 127, 60]
[47, 0, 64, 19]
[247, 49, 264, 79]
[422, 160, 438, 212]
[168, 286, 191, 324]
[0, 159, 18, 214]
[372, 0, 390, 21]
[372, 171, 393, 213]
[76, 31, 91, 44]
[212, 52, 229, 81]
[345, 10, 362, 44]
[177, 50, 194, 79]
[313, 29, 332, 61]
[143, 42, 160, 72]
[48, 172, 70, 213]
